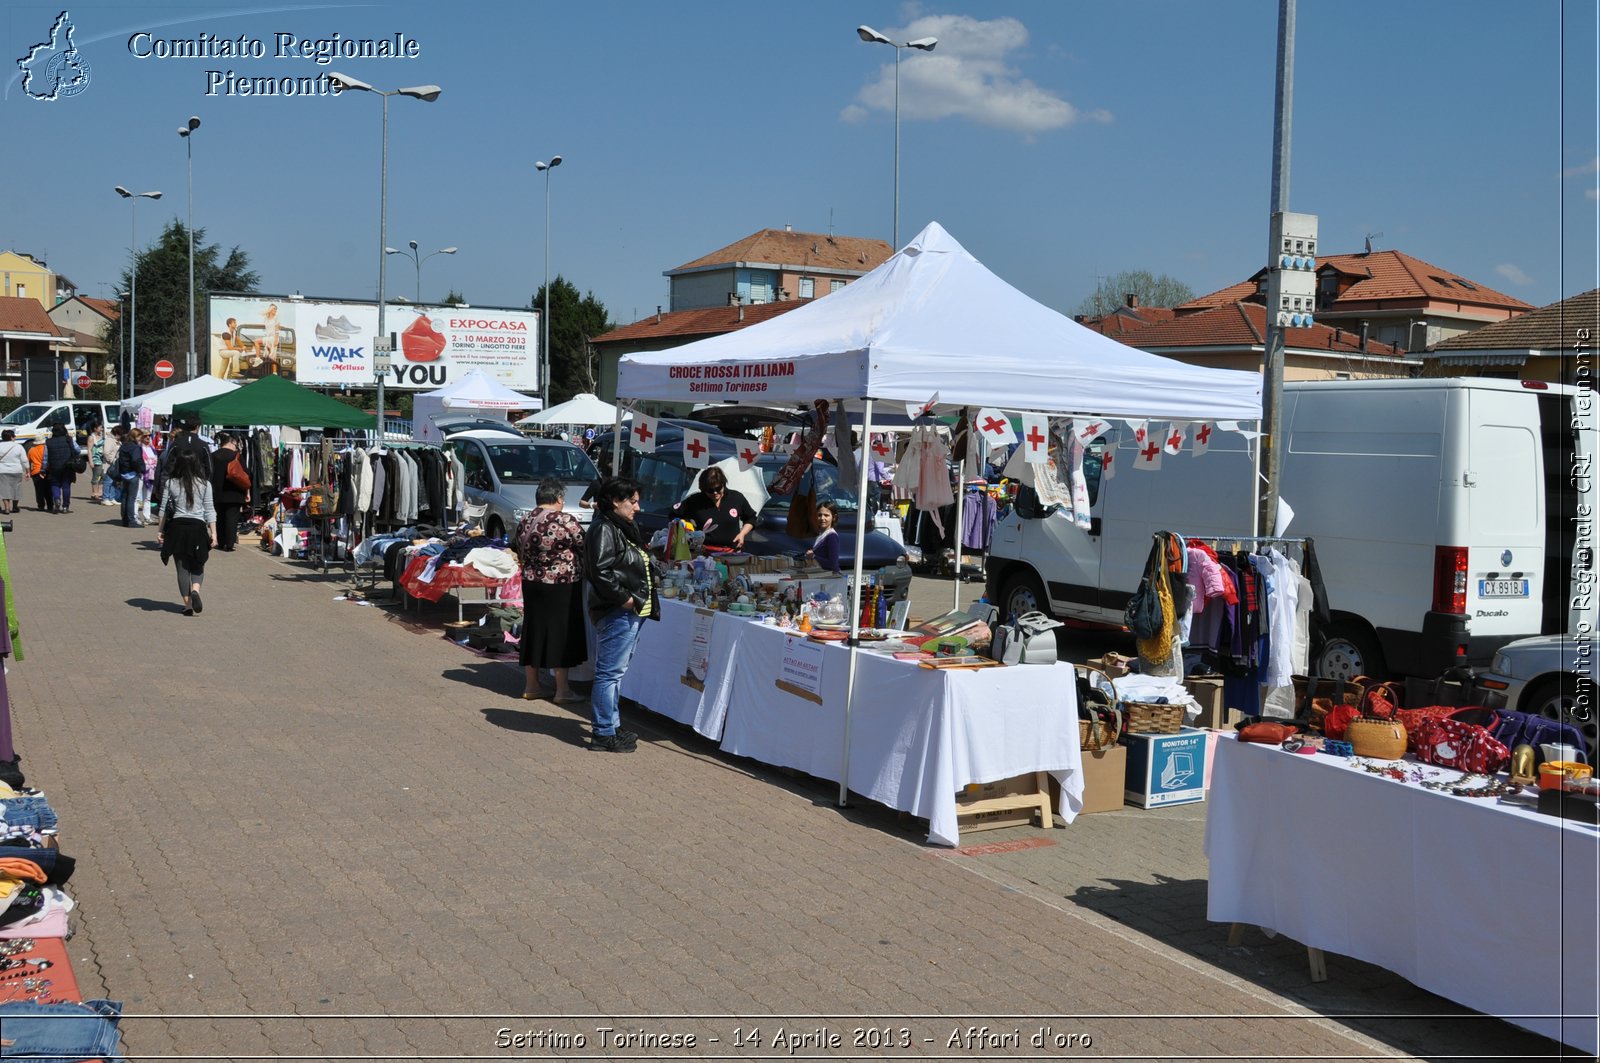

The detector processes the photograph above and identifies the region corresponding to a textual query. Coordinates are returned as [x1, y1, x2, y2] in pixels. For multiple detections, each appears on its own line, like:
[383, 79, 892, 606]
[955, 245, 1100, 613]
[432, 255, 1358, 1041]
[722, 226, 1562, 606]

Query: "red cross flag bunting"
[975, 407, 1016, 447]
[1192, 421, 1214, 456]
[735, 440, 761, 472]
[1163, 422, 1187, 456]
[870, 434, 892, 459]
[1101, 445, 1116, 480]
[1134, 434, 1163, 471]
[1072, 418, 1108, 445]
[906, 392, 940, 420]
[683, 428, 712, 468]
[630, 413, 660, 453]
[1020, 413, 1050, 464]
[1124, 419, 1148, 448]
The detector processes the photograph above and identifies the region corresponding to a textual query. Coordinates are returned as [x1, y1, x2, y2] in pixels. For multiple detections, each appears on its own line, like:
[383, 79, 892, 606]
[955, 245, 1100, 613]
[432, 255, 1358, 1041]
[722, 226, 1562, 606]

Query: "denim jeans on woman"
[119, 474, 139, 525]
[590, 607, 645, 737]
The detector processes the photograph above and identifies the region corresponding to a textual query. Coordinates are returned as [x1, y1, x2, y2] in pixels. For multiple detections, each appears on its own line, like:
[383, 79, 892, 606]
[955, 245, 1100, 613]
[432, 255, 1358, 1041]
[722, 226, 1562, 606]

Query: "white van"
[0, 400, 121, 442]
[986, 378, 1596, 679]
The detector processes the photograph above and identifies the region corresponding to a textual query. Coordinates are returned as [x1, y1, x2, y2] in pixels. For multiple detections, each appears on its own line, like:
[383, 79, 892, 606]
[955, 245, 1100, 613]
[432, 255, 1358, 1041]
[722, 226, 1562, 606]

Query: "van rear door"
[1466, 389, 1545, 640]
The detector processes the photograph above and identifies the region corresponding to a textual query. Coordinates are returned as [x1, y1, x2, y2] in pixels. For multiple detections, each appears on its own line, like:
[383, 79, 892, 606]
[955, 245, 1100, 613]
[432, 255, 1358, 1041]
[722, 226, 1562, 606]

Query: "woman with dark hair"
[156, 447, 217, 616]
[512, 477, 587, 702]
[670, 465, 756, 550]
[584, 477, 659, 753]
[43, 424, 80, 514]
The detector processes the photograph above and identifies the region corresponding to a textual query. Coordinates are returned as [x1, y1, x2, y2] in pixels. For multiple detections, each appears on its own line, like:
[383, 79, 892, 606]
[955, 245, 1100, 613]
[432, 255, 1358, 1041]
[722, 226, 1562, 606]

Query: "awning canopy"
[618, 222, 1263, 422]
[422, 368, 539, 410]
[517, 392, 619, 426]
[173, 373, 375, 429]
[121, 374, 239, 418]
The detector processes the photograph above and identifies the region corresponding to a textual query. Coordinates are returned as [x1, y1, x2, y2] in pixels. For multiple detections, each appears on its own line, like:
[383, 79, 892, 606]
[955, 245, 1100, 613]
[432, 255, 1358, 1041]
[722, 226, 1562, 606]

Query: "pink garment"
[0, 908, 68, 938]
[141, 444, 158, 486]
[1185, 546, 1227, 614]
[915, 430, 954, 535]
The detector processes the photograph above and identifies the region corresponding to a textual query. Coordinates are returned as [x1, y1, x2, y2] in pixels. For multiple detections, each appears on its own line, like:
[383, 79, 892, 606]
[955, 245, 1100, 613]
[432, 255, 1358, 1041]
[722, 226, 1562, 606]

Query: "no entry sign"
[154, 360, 175, 379]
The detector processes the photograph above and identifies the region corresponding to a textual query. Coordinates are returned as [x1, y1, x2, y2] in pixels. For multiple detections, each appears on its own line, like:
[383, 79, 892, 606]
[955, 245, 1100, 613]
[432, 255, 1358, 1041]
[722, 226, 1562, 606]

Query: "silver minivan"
[447, 429, 598, 540]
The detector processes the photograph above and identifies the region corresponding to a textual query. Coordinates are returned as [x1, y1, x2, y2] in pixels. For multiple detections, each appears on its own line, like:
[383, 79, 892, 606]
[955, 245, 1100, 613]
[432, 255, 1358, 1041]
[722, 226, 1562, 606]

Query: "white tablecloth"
[619, 599, 743, 739]
[1205, 736, 1599, 1053]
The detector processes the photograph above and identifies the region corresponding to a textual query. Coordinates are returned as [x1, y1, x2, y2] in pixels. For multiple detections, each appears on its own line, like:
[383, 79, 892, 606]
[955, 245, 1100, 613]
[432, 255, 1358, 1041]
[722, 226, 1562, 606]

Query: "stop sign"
[75, 374, 91, 389]
[154, 360, 175, 379]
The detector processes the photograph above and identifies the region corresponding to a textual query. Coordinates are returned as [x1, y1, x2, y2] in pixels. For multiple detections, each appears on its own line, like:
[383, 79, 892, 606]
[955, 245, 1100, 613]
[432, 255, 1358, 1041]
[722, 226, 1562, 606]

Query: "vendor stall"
[1207, 736, 1598, 1054]
[119, 373, 239, 420]
[617, 221, 1264, 813]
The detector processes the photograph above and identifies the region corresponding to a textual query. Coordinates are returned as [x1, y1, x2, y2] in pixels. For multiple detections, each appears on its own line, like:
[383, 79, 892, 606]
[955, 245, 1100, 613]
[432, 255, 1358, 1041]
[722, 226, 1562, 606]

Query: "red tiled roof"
[1179, 250, 1531, 315]
[1126, 300, 1404, 356]
[594, 300, 809, 345]
[1177, 279, 1259, 312]
[78, 296, 121, 320]
[1075, 305, 1176, 339]
[0, 297, 64, 336]
[669, 229, 892, 275]
[1433, 288, 1600, 350]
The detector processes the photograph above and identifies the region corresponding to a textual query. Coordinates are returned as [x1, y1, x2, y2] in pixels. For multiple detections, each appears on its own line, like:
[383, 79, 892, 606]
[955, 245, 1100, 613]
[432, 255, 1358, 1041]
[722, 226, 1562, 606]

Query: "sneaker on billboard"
[329, 315, 359, 333]
[315, 323, 349, 341]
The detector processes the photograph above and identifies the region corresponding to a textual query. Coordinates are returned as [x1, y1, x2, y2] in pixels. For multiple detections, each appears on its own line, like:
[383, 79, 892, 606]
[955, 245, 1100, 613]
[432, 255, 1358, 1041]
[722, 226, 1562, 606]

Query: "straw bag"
[1075, 664, 1123, 751]
[1347, 716, 1408, 760]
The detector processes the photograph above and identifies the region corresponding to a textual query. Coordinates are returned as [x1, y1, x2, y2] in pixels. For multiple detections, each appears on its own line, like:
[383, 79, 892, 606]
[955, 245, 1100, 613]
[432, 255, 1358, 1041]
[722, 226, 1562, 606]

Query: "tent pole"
[953, 406, 969, 610]
[611, 403, 623, 479]
[839, 397, 874, 807]
[1250, 418, 1262, 539]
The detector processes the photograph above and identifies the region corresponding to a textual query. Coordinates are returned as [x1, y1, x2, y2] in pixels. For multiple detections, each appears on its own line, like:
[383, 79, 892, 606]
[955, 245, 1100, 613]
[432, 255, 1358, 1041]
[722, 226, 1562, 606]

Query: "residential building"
[0, 250, 56, 310]
[1423, 288, 1600, 385]
[664, 227, 891, 311]
[48, 295, 121, 385]
[0, 296, 68, 398]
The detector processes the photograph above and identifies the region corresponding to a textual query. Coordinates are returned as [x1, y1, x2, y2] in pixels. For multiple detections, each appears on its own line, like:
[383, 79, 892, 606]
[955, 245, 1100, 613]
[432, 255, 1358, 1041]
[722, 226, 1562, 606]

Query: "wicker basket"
[1079, 715, 1119, 751]
[1347, 716, 1407, 760]
[1123, 700, 1184, 734]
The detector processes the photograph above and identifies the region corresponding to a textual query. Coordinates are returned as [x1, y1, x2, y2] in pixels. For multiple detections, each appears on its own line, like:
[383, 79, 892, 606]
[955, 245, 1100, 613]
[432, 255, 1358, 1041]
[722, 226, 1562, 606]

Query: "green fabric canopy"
[172, 374, 375, 429]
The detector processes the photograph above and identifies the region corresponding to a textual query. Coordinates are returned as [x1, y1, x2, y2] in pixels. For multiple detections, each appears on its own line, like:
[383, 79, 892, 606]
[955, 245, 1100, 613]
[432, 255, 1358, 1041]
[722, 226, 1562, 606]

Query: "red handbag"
[1395, 705, 1460, 752]
[1412, 713, 1510, 774]
[1322, 702, 1362, 740]
[1238, 721, 1298, 744]
[1358, 679, 1402, 720]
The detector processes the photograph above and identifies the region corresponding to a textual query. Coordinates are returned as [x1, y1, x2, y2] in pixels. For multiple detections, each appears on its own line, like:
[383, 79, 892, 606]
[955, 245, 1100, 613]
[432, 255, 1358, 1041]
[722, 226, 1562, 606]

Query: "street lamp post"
[178, 116, 201, 380]
[329, 71, 442, 441]
[386, 239, 458, 303]
[114, 186, 162, 401]
[856, 26, 937, 250]
[535, 155, 562, 412]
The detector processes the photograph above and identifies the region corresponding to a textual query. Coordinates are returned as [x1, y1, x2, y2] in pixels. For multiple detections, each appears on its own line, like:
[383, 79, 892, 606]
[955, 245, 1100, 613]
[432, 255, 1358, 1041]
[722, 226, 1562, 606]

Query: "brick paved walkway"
[2, 507, 1555, 1060]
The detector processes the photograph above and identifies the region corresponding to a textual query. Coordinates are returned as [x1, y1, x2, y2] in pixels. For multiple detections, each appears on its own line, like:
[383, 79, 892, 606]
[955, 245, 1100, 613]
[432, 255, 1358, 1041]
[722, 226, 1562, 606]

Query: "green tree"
[442, 289, 468, 307]
[105, 220, 259, 385]
[532, 275, 613, 403]
[1076, 269, 1195, 317]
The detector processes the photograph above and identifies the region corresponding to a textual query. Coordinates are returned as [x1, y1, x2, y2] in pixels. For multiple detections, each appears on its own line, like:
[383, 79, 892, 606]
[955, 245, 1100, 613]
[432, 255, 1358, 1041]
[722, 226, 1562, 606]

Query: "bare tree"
[1077, 270, 1195, 317]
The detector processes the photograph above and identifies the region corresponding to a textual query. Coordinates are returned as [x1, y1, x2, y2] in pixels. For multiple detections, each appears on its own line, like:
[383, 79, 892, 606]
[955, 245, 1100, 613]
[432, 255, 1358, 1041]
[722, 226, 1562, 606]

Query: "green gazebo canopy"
[172, 374, 375, 430]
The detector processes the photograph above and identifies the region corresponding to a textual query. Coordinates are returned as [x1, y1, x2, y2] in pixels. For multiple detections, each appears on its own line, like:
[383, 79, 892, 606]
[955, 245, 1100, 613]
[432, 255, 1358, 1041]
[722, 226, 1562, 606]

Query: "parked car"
[1475, 635, 1597, 757]
[446, 430, 599, 538]
[0, 399, 121, 442]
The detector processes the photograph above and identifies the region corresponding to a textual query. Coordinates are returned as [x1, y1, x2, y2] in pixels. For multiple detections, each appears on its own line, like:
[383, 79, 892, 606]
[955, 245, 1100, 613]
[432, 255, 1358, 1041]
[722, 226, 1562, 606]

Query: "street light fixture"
[535, 155, 562, 411]
[386, 239, 458, 303]
[114, 186, 162, 401]
[329, 70, 442, 439]
[856, 25, 937, 250]
[177, 116, 201, 381]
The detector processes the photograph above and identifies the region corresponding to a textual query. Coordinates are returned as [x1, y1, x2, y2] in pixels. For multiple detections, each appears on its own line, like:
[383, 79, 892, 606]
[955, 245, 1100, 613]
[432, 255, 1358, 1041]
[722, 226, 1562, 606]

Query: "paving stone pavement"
[1, 507, 1560, 1061]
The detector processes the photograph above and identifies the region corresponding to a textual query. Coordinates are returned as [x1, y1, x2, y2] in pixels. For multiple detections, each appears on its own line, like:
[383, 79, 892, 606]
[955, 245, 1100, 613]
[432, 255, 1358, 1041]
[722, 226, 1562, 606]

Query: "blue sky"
[3, 0, 1597, 327]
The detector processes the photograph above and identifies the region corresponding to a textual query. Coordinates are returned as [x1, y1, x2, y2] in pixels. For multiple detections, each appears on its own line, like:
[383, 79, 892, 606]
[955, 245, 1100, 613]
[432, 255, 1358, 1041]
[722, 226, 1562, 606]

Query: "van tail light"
[1433, 546, 1468, 614]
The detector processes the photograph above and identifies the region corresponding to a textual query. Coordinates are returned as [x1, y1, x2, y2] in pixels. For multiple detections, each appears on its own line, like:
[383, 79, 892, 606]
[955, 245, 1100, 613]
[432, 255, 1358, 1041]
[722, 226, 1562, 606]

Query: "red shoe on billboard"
[402, 315, 447, 362]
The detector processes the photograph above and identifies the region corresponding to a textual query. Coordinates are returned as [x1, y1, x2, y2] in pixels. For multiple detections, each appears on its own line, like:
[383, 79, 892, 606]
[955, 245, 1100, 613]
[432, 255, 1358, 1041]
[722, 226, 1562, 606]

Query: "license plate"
[1479, 579, 1529, 598]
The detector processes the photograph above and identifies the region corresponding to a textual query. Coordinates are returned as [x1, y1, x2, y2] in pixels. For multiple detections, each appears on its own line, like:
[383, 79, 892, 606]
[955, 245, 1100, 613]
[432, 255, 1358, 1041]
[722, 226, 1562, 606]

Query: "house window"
[830, 279, 846, 294]
[747, 270, 773, 304]
[799, 277, 814, 299]
[15, 284, 24, 300]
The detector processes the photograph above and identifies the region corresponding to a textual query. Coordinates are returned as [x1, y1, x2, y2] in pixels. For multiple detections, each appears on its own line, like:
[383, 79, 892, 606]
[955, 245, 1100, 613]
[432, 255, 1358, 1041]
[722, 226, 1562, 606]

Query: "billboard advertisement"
[207, 294, 540, 391]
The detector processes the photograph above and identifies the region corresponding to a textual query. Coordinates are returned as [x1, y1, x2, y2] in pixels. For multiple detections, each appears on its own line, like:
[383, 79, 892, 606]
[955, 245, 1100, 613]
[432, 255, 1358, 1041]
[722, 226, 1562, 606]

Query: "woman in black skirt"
[512, 477, 588, 702]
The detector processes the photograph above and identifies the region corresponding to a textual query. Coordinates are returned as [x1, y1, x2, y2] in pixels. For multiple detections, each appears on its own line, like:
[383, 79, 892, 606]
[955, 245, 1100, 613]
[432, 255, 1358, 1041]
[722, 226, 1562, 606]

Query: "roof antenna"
[828, 208, 835, 242]
[1364, 231, 1382, 255]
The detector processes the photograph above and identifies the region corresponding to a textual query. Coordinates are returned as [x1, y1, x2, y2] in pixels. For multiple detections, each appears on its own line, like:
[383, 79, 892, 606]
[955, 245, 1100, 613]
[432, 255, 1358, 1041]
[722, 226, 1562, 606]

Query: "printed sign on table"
[776, 634, 826, 704]
[684, 608, 715, 687]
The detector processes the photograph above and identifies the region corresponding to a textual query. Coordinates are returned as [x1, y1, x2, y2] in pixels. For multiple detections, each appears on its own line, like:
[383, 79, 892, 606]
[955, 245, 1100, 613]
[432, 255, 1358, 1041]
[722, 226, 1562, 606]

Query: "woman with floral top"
[512, 477, 588, 703]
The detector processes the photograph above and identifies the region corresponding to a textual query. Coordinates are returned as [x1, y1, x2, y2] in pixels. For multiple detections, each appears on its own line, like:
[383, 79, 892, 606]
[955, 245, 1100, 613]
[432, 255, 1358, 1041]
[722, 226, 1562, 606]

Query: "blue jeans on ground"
[0, 998, 127, 1061]
[119, 474, 138, 524]
[590, 606, 645, 737]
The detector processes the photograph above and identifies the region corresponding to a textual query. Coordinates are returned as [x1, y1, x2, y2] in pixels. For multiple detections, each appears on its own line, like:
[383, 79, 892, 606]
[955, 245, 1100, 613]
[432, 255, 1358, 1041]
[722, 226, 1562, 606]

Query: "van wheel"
[1521, 676, 1598, 759]
[487, 516, 505, 541]
[1001, 569, 1051, 621]
[1314, 621, 1383, 682]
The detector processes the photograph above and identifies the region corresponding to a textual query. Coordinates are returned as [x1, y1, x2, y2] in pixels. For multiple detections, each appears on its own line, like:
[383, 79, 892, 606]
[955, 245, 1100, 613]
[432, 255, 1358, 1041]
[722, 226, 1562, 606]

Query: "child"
[807, 501, 842, 574]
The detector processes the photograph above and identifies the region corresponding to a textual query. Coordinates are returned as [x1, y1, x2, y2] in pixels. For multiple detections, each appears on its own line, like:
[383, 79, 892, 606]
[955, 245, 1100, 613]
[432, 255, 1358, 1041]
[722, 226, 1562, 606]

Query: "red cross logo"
[633, 421, 653, 444]
[1103, 450, 1115, 468]
[982, 415, 1008, 435]
[1026, 425, 1047, 451]
[1166, 429, 1183, 450]
[1134, 426, 1147, 443]
[1141, 441, 1161, 462]
[740, 446, 758, 465]
[1197, 423, 1212, 445]
[872, 439, 891, 457]
[686, 437, 706, 459]
[1084, 421, 1104, 436]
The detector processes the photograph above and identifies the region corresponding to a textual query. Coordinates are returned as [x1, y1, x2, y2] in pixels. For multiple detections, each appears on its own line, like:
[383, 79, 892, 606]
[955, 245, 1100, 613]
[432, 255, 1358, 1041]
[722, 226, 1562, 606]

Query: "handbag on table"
[1412, 709, 1511, 773]
[991, 610, 1064, 665]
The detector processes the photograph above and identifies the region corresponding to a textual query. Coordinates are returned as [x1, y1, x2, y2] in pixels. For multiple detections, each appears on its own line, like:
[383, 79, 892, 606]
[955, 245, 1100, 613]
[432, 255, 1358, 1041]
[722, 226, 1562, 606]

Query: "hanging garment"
[914, 428, 954, 535]
[960, 489, 997, 551]
[353, 449, 373, 514]
[1067, 437, 1093, 530]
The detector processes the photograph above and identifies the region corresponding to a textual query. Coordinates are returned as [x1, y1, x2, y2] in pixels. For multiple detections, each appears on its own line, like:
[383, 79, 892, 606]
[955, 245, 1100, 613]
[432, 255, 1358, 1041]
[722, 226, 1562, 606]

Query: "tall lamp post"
[386, 239, 458, 303]
[114, 186, 162, 401]
[177, 116, 201, 380]
[856, 25, 937, 250]
[329, 71, 442, 440]
[535, 155, 562, 411]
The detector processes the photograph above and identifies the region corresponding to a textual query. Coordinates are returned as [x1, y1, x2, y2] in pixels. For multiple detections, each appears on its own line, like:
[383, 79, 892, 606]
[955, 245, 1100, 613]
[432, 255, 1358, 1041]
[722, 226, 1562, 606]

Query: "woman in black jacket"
[584, 477, 659, 753]
[43, 424, 80, 514]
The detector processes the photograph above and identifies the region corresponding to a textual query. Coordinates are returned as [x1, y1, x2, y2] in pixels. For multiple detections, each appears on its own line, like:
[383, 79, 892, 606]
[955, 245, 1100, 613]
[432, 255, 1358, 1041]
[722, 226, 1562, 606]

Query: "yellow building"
[0, 250, 57, 310]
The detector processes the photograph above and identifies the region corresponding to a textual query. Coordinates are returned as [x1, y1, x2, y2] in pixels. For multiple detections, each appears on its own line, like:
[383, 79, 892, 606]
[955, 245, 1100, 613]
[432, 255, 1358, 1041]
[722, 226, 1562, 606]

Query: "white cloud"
[1496, 263, 1534, 286]
[1562, 156, 1600, 178]
[841, 13, 1106, 137]
[1587, 187, 1600, 201]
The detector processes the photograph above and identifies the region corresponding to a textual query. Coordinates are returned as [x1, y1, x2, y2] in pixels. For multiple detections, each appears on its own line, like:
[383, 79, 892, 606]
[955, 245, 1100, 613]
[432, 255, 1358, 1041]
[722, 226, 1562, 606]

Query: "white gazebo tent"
[617, 222, 1264, 803]
[120, 373, 239, 419]
[412, 368, 541, 442]
[516, 392, 620, 427]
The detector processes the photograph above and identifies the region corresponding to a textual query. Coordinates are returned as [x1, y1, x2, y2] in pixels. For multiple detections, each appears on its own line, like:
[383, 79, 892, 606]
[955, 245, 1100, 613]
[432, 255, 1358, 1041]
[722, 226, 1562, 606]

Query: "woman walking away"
[513, 477, 587, 702]
[156, 448, 217, 616]
[43, 424, 80, 513]
[26, 437, 48, 513]
[0, 430, 27, 514]
[584, 477, 659, 752]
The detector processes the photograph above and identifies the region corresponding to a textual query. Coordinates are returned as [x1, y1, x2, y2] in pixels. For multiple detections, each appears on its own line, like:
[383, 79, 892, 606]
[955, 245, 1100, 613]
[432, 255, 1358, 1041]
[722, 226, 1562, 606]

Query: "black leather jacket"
[585, 513, 660, 620]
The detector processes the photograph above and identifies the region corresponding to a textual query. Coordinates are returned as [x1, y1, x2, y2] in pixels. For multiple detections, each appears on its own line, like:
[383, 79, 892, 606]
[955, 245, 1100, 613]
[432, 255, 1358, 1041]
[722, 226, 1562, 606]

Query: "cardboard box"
[1123, 727, 1208, 808]
[1185, 676, 1243, 729]
[1065, 745, 1128, 815]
